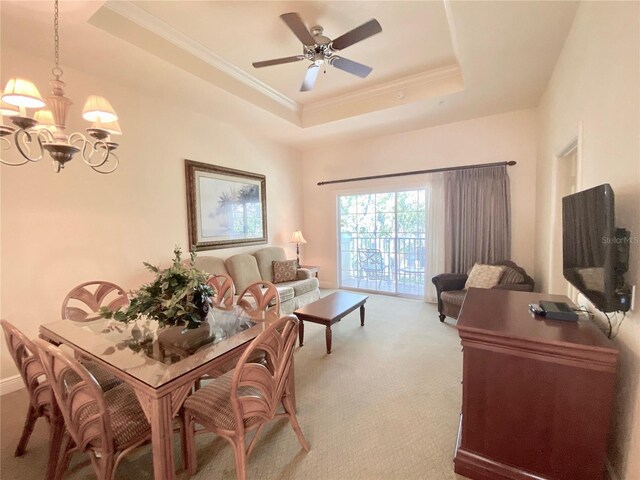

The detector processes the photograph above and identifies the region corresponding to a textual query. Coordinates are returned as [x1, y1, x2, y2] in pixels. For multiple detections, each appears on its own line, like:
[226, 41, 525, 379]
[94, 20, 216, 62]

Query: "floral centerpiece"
[100, 247, 213, 329]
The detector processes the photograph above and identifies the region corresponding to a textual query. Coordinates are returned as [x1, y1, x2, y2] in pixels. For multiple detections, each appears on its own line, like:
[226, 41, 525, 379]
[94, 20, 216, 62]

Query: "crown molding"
[103, 0, 300, 114]
[304, 64, 463, 113]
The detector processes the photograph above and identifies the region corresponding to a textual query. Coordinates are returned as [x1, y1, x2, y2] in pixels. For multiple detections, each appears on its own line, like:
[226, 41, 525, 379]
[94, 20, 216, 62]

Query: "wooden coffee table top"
[294, 291, 368, 325]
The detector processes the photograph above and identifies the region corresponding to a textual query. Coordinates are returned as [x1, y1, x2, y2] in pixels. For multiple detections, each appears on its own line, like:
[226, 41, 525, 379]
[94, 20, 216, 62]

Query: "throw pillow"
[500, 266, 525, 285]
[273, 260, 297, 283]
[465, 263, 506, 289]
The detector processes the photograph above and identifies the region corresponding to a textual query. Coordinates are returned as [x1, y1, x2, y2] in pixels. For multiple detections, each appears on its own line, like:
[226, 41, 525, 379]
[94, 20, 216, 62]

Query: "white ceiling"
[0, 0, 580, 149]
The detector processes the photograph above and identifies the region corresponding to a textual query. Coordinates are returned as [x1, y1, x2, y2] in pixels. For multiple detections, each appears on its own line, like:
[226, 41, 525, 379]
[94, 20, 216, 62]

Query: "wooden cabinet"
[455, 289, 618, 480]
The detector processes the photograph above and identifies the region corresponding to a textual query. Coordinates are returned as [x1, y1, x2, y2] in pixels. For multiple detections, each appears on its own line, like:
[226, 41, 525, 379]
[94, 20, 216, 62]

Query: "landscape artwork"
[185, 160, 267, 250]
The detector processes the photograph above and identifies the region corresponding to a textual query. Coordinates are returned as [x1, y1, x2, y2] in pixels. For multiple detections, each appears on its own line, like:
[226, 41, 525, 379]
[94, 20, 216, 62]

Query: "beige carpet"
[0, 292, 466, 480]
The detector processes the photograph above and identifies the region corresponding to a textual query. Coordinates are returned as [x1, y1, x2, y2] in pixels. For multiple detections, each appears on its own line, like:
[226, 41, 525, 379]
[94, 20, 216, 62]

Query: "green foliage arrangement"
[100, 247, 213, 329]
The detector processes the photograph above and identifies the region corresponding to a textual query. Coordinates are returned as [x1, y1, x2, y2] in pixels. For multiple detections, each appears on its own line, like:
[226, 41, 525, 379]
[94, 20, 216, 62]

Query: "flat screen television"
[562, 183, 629, 312]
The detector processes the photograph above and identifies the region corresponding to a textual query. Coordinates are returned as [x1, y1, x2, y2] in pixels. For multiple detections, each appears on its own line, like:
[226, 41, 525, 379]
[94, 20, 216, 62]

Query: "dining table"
[39, 303, 284, 480]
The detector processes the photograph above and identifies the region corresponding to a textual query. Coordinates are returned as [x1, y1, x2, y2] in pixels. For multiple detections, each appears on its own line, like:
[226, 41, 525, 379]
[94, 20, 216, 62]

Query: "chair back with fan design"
[207, 273, 235, 308]
[237, 281, 280, 316]
[61, 281, 129, 322]
[34, 339, 115, 454]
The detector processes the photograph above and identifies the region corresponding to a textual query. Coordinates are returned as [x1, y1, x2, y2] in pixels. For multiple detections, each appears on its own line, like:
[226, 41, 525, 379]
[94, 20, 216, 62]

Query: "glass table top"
[40, 305, 279, 389]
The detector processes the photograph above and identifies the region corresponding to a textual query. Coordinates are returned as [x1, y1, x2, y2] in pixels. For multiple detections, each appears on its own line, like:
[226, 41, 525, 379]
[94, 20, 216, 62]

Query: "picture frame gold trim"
[185, 160, 267, 251]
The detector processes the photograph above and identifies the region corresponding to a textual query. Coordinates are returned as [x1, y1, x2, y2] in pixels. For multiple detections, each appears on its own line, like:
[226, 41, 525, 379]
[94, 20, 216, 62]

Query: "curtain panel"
[444, 165, 511, 273]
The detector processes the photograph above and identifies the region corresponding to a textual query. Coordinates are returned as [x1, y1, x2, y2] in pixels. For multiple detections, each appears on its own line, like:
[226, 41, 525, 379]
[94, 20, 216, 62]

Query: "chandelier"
[0, 0, 122, 174]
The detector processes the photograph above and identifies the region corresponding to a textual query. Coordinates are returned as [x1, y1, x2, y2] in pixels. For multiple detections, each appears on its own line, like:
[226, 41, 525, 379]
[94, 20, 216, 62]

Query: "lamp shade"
[91, 120, 122, 135]
[0, 100, 19, 116]
[33, 109, 56, 130]
[290, 230, 307, 244]
[2, 78, 46, 109]
[82, 95, 118, 123]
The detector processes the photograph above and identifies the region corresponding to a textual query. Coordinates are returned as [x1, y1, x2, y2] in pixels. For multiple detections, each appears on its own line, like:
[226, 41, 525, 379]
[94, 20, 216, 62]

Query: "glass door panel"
[338, 189, 426, 298]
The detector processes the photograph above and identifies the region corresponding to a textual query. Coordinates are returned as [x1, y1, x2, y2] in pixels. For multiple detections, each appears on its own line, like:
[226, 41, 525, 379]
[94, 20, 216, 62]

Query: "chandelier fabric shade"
[92, 120, 122, 135]
[82, 95, 118, 123]
[2, 78, 46, 109]
[33, 110, 56, 130]
[0, 101, 20, 116]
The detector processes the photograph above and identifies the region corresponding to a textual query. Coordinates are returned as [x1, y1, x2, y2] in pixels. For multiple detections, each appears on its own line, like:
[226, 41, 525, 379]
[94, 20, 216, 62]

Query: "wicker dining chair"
[181, 314, 309, 480]
[0, 319, 64, 477]
[236, 281, 280, 316]
[60, 281, 128, 391]
[207, 273, 235, 309]
[61, 281, 129, 322]
[34, 339, 152, 480]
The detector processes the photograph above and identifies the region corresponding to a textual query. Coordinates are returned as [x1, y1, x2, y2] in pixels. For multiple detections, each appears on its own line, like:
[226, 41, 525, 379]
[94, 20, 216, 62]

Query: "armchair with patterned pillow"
[431, 260, 535, 322]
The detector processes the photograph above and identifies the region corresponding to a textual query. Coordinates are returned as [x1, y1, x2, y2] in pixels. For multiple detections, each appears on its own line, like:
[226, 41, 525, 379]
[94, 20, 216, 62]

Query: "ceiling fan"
[252, 12, 382, 92]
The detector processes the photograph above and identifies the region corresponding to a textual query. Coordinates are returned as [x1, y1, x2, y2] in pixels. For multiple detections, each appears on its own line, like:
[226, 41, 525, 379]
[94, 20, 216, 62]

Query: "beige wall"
[535, 2, 640, 478]
[0, 46, 303, 379]
[301, 108, 538, 288]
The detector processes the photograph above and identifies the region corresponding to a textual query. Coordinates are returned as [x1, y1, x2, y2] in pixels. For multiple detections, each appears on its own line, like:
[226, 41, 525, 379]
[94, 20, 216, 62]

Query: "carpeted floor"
[0, 292, 466, 480]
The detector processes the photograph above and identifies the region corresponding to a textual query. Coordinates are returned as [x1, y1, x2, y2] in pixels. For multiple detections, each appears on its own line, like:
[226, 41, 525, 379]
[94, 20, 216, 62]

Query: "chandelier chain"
[52, 0, 63, 79]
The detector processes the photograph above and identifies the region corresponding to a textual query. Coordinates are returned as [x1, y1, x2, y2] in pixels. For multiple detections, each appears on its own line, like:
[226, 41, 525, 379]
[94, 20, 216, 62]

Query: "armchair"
[432, 260, 534, 322]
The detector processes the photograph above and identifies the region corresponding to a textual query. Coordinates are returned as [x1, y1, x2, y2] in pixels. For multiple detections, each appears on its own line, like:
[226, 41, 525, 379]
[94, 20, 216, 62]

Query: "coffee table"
[295, 291, 368, 354]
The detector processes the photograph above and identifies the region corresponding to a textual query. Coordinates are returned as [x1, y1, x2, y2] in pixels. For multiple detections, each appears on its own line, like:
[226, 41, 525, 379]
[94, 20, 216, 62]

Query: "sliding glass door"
[338, 189, 426, 298]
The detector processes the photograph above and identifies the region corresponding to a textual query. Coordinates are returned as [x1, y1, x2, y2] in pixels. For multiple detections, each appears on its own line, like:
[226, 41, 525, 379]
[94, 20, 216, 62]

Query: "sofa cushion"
[277, 277, 320, 296]
[254, 247, 286, 282]
[193, 256, 229, 277]
[500, 266, 525, 285]
[441, 290, 467, 307]
[465, 264, 505, 289]
[225, 254, 262, 293]
[273, 260, 298, 283]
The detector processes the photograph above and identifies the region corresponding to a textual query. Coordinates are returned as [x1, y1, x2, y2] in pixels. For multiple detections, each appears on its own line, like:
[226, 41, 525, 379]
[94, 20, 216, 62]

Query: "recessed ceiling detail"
[90, 0, 464, 127]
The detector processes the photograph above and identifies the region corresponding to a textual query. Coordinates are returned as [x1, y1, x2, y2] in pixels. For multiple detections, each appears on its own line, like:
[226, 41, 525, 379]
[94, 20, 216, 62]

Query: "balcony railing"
[339, 235, 425, 297]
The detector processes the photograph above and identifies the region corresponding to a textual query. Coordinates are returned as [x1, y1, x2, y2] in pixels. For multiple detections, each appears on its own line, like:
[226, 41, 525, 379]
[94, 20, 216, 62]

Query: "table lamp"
[289, 230, 307, 267]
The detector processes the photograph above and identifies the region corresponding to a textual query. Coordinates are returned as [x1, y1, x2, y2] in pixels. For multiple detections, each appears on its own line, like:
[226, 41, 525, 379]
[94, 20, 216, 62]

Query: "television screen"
[562, 184, 616, 311]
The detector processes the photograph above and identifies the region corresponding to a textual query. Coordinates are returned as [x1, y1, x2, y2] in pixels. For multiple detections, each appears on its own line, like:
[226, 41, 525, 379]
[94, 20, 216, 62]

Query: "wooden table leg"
[325, 325, 332, 354]
[298, 319, 305, 347]
[149, 394, 176, 480]
[360, 305, 365, 326]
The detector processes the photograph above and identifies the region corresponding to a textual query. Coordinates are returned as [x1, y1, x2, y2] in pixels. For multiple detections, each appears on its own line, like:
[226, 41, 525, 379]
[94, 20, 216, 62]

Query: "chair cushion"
[80, 383, 150, 449]
[105, 384, 151, 447]
[184, 370, 262, 431]
[225, 254, 262, 293]
[465, 264, 505, 289]
[254, 247, 286, 282]
[273, 260, 298, 283]
[84, 360, 122, 392]
[440, 290, 467, 307]
[500, 266, 525, 285]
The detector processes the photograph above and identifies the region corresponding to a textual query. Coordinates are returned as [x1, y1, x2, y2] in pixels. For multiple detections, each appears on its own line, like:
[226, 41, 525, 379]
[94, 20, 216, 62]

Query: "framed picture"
[185, 160, 267, 251]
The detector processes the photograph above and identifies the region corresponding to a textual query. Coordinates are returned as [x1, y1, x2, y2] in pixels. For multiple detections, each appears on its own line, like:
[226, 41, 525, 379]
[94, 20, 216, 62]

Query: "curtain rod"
[316, 160, 516, 186]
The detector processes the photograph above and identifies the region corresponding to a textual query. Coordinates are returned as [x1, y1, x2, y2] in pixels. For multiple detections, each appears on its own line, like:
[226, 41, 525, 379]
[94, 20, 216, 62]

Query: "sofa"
[431, 260, 535, 322]
[194, 246, 320, 315]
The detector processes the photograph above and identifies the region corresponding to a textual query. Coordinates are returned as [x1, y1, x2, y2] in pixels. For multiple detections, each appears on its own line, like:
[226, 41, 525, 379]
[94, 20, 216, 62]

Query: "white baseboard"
[606, 458, 620, 480]
[0, 374, 24, 396]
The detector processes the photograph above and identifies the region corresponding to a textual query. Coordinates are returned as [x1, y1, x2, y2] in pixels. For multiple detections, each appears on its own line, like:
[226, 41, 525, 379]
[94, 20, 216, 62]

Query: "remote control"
[528, 303, 546, 316]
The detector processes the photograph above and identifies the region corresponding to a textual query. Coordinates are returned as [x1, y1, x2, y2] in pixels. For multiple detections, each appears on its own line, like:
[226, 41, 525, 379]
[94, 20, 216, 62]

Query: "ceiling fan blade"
[300, 64, 320, 92]
[280, 12, 316, 46]
[252, 55, 305, 68]
[331, 19, 382, 51]
[329, 56, 373, 78]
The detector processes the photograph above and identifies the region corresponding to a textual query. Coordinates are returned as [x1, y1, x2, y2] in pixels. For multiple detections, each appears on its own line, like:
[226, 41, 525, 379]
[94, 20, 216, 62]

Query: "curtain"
[424, 173, 445, 302]
[444, 165, 511, 273]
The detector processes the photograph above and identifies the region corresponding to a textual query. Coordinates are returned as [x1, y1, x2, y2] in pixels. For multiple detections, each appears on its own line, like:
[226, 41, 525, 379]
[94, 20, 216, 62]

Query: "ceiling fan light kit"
[0, 0, 122, 174]
[252, 12, 382, 92]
